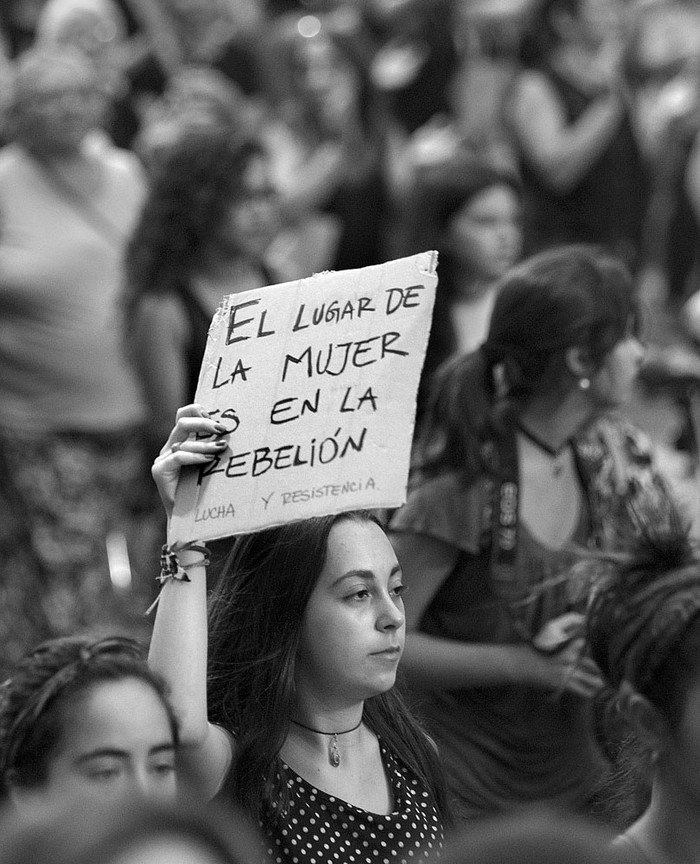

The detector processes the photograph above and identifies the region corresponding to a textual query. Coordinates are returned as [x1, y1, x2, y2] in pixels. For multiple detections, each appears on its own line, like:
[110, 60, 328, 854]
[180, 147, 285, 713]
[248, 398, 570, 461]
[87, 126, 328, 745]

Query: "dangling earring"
[578, 377, 590, 390]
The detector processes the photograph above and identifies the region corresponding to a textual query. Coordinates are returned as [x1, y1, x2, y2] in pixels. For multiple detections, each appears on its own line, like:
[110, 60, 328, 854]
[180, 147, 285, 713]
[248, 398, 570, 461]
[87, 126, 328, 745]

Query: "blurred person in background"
[258, 11, 389, 270]
[367, 0, 459, 151]
[388, 244, 681, 822]
[121, 0, 267, 149]
[0, 636, 178, 818]
[624, 0, 700, 312]
[448, 0, 531, 169]
[673, 6, 700, 342]
[402, 154, 522, 420]
[506, 0, 647, 271]
[132, 64, 261, 175]
[33, 0, 139, 149]
[365, 0, 461, 252]
[618, 2, 700, 477]
[131, 59, 337, 276]
[123, 127, 283, 465]
[0, 45, 150, 669]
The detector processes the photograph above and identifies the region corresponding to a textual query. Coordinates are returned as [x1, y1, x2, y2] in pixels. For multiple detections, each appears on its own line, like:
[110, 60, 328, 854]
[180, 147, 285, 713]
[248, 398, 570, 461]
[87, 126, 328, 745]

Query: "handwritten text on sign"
[169, 251, 437, 543]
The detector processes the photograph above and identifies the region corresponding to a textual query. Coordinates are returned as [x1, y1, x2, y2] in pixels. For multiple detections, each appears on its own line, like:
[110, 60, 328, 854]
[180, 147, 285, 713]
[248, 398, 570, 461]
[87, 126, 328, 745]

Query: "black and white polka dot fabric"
[261, 741, 443, 863]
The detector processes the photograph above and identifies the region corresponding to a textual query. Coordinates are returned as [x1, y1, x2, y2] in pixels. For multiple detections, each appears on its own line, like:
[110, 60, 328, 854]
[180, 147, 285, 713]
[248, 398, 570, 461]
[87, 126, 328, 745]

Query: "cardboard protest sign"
[168, 251, 437, 544]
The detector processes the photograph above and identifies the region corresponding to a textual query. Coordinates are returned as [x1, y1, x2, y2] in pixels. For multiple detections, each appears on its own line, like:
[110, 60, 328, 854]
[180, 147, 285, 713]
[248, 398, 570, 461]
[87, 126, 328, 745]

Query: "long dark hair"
[123, 128, 266, 314]
[0, 636, 178, 797]
[206, 511, 450, 826]
[414, 244, 637, 483]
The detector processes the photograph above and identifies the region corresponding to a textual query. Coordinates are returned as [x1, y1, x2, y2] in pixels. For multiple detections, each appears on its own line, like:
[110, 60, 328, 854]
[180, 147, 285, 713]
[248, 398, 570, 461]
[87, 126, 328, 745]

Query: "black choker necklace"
[290, 717, 363, 767]
[516, 422, 572, 477]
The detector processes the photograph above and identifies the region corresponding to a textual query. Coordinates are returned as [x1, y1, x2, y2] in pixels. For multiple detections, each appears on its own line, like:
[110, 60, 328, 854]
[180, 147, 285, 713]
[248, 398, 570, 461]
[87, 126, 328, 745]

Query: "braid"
[587, 518, 700, 704]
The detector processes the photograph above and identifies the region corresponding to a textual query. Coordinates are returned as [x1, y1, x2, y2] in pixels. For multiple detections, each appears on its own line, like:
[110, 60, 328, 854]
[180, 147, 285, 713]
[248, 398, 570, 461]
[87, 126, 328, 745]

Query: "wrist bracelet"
[145, 541, 211, 617]
[157, 542, 211, 585]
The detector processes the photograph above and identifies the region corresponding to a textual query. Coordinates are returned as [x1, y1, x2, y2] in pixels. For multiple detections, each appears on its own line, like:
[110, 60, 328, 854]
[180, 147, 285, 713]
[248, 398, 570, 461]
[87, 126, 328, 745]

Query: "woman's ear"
[619, 681, 671, 757]
[564, 345, 595, 380]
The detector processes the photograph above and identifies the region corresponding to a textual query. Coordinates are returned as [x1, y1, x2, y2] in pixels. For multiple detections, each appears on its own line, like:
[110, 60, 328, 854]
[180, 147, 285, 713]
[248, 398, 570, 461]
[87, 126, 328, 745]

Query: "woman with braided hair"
[387, 243, 681, 821]
[0, 635, 179, 818]
[586, 521, 700, 861]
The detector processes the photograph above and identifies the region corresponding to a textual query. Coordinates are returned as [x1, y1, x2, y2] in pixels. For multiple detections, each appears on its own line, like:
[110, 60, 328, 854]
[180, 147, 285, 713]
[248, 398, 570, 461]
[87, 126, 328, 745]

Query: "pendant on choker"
[516, 422, 572, 477]
[329, 734, 340, 767]
[290, 717, 363, 767]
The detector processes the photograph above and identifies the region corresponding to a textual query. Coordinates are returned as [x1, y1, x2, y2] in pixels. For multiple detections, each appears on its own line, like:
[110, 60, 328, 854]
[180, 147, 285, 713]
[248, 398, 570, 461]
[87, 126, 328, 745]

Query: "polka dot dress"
[261, 741, 443, 863]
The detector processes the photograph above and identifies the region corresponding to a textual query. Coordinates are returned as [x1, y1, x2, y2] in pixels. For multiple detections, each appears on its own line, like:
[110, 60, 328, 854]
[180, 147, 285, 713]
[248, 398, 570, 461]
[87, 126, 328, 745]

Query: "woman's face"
[295, 519, 406, 708]
[14, 60, 106, 154]
[23, 678, 176, 813]
[590, 333, 645, 408]
[218, 153, 281, 262]
[447, 184, 522, 283]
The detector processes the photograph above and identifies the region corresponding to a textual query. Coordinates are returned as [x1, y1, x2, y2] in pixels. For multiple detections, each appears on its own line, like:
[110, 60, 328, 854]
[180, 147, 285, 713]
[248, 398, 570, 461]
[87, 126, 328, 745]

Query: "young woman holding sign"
[148, 405, 449, 863]
[387, 244, 682, 821]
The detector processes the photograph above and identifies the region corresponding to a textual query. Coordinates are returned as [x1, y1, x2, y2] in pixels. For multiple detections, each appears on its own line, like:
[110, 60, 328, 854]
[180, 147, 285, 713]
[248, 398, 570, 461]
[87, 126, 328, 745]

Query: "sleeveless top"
[516, 65, 647, 268]
[260, 741, 443, 863]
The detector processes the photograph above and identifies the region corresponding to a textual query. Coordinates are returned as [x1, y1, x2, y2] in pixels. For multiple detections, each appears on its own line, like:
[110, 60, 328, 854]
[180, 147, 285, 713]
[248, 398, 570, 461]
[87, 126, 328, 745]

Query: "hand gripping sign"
[169, 251, 438, 543]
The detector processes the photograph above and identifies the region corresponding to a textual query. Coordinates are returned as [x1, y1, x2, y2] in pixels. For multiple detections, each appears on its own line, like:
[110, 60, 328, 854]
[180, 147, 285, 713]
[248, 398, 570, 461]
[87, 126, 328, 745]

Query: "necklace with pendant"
[516, 422, 573, 477]
[290, 717, 363, 767]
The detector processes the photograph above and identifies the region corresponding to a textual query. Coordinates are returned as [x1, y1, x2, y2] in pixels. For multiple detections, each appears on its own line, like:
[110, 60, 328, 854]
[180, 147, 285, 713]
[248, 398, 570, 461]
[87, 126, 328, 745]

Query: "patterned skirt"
[0, 425, 158, 678]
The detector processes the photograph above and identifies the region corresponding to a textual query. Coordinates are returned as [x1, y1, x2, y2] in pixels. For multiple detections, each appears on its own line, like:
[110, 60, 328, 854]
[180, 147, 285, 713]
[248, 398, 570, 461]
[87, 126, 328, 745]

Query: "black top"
[516, 65, 648, 270]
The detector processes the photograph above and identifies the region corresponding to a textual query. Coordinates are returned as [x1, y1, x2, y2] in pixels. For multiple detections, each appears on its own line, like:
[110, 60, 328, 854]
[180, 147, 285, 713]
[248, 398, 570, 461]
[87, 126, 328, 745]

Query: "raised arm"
[509, 70, 626, 194]
[389, 530, 602, 697]
[148, 405, 234, 798]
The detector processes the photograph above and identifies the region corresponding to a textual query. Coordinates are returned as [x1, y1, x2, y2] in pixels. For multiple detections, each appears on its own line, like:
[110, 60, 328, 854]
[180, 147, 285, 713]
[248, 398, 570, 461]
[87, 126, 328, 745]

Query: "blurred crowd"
[2, 0, 700, 862]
